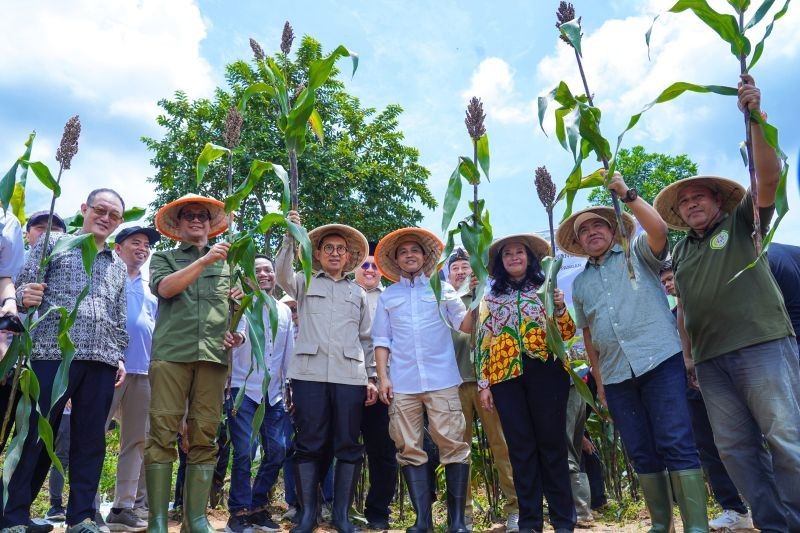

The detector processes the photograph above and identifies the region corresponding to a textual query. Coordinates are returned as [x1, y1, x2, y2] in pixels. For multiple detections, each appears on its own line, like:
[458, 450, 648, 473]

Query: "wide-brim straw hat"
[155, 193, 228, 241]
[556, 206, 636, 258]
[487, 234, 551, 277]
[308, 224, 369, 274]
[654, 175, 746, 231]
[374, 227, 444, 282]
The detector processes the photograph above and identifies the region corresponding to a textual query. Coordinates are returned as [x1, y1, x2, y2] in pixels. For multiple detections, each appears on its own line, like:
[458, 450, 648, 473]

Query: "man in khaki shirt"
[276, 211, 377, 533]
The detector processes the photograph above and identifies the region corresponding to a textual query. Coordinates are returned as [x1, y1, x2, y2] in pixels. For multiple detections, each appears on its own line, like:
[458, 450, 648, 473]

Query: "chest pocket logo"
[710, 230, 729, 250]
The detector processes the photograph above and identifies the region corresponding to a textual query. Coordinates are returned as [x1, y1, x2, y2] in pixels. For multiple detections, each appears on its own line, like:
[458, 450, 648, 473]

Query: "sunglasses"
[87, 204, 123, 223]
[360, 262, 378, 271]
[180, 211, 211, 222]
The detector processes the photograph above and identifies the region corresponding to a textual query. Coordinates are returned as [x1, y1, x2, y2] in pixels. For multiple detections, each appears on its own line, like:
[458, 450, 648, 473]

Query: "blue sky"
[2, 0, 798, 244]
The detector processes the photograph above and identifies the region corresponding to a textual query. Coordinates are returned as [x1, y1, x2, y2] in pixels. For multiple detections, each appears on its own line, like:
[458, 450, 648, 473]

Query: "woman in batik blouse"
[477, 234, 577, 533]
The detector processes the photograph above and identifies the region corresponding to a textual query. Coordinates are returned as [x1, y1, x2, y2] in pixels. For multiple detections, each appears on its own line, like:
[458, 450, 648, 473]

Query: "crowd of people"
[0, 77, 798, 533]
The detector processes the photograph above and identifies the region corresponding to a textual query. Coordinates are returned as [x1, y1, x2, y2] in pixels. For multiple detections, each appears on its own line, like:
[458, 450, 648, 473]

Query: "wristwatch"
[620, 188, 638, 203]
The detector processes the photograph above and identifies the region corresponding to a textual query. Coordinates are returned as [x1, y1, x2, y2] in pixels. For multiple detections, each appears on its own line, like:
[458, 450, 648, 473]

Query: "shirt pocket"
[305, 284, 330, 314]
[199, 267, 230, 300]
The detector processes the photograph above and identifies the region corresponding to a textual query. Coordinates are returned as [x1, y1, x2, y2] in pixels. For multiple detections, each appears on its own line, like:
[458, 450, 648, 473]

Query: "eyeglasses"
[180, 211, 211, 222]
[87, 204, 123, 223]
[322, 244, 348, 255]
[360, 262, 378, 271]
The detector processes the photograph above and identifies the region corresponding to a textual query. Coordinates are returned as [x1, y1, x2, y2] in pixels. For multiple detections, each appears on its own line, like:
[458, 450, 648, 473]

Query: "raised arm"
[156, 242, 230, 299]
[739, 74, 781, 208]
[607, 171, 668, 256]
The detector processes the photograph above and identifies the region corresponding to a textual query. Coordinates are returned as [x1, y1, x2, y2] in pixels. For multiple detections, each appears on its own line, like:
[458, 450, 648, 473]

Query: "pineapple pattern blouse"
[477, 285, 576, 388]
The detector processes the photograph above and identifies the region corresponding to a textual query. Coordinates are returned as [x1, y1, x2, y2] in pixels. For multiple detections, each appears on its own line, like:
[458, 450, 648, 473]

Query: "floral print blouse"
[477, 285, 576, 388]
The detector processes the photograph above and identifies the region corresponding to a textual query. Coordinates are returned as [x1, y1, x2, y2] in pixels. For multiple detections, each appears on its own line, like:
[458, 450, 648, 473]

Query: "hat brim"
[308, 224, 369, 275]
[654, 176, 746, 231]
[556, 207, 636, 258]
[115, 227, 161, 246]
[154, 195, 228, 242]
[27, 213, 66, 231]
[487, 234, 552, 277]
[375, 228, 444, 282]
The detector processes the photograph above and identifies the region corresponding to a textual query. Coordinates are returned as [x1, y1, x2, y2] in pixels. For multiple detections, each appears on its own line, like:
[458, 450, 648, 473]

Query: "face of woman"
[501, 242, 528, 280]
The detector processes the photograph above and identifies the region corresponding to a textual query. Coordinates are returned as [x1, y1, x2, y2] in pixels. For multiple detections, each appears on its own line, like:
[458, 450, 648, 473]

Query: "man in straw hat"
[145, 194, 245, 533]
[557, 173, 706, 532]
[372, 228, 476, 533]
[654, 75, 799, 532]
[276, 210, 377, 533]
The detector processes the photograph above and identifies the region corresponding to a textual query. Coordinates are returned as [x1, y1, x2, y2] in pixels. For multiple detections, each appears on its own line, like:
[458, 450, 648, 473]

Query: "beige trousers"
[459, 382, 519, 516]
[388, 385, 470, 466]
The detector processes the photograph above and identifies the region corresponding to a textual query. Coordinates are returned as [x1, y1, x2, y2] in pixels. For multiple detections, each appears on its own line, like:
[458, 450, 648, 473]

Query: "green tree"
[142, 36, 435, 252]
[587, 145, 698, 250]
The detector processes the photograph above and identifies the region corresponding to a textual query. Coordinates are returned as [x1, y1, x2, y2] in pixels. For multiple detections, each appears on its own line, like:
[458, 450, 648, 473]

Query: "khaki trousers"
[388, 385, 469, 466]
[145, 360, 227, 465]
[459, 382, 519, 516]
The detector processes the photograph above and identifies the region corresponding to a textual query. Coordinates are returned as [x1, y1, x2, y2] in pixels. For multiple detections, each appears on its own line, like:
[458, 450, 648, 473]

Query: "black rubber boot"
[402, 465, 433, 533]
[445, 463, 470, 533]
[291, 461, 320, 533]
[331, 461, 362, 533]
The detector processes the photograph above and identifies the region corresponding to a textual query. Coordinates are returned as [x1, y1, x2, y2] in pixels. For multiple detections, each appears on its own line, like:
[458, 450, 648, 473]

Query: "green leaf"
[254, 212, 288, 235]
[20, 161, 61, 197]
[308, 45, 358, 92]
[308, 108, 325, 144]
[286, 221, 314, 289]
[668, 0, 751, 56]
[747, 0, 790, 70]
[266, 58, 289, 116]
[224, 160, 277, 213]
[3, 368, 32, 507]
[745, 0, 773, 28]
[441, 165, 463, 233]
[458, 157, 481, 186]
[238, 82, 277, 112]
[1, 132, 35, 217]
[195, 143, 230, 188]
[228, 235, 257, 281]
[558, 19, 583, 56]
[476, 134, 490, 181]
[728, 0, 752, 13]
[577, 104, 612, 161]
[538, 82, 577, 136]
[122, 207, 146, 222]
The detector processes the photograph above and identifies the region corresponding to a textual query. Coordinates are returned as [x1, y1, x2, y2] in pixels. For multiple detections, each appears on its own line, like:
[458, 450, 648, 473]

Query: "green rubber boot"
[181, 464, 216, 533]
[145, 463, 173, 533]
[670, 469, 709, 533]
[638, 471, 675, 533]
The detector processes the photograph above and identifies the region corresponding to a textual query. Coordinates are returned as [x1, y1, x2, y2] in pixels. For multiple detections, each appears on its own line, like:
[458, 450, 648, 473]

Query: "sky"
[2, 0, 798, 245]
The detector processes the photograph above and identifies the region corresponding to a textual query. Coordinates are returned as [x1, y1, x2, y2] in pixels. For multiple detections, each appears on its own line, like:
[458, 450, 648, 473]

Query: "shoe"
[131, 507, 148, 521]
[709, 509, 753, 530]
[402, 464, 433, 533]
[445, 463, 469, 533]
[105, 508, 147, 532]
[145, 463, 173, 533]
[45, 506, 67, 522]
[225, 513, 253, 533]
[183, 463, 217, 533]
[95, 512, 111, 533]
[281, 506, 298, 522]
[0, 526, 28, 533]
[570, 472, 594, 526]
[65, 519, 104, 533]
[366, 520, 390, 530]
[249, 510, 281, 532]
[28, 521, 55, 533]
[638, 471, 675, 533]
[291, 461, 320, 533]
[505, 512, 520, 533]
[669, 469, 709, 533]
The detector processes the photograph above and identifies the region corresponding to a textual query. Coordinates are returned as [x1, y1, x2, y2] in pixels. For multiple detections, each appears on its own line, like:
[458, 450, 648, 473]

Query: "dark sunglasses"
[360, 262, 378, 271]
[180, 211, 211, 222]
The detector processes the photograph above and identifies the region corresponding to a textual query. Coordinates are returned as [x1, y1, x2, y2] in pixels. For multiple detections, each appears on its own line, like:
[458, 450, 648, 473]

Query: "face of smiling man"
[115, 233, 152, 276]
[676, 183, 723, 234]
[447, 259, 472, 290]
[255, 257, 276, 293]
[396, 240, 425, 279]
[577, 218, 614, 258]
[355, 255, 380, 290]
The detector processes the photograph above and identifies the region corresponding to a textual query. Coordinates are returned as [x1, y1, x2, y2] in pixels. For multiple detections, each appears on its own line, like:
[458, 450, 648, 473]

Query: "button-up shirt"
[231, 299, 295, 405]
[18, 233, 128, 367]
[276, 236, 374, 386]
[362, 284, 384, 319]
[372, 273, 466, 394]
[124, 273, 158, 375]
[150, 241, 233, 365]
[572, 233, 680, 385]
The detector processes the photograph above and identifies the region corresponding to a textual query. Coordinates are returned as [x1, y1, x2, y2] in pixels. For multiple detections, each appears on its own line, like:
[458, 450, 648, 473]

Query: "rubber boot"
[570, 472, 594, 525]
[181, 464, 216, 533]
[639, 471, 675, 533]
[331, 460, 362, 533]
[444, 463, 469, 533]
[292, 461, 321, 533]
[402, 465, 433, 533]
[670, 469, 709, 533]
[145, 463, 172, 533]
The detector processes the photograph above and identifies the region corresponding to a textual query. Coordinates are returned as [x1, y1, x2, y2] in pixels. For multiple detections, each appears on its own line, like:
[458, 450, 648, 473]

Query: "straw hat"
[374, 227, 443, 282]
[154, 194, 227, 241]
[556, 206, 636, 258]
[487, 234, 551, 277]
[308, 224, 368, 274]
[654, 175, 746, 231]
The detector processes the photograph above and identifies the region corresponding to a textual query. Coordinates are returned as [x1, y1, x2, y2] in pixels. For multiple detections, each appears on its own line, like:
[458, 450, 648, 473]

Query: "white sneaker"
[709, 509, 754, 530]
[505, 512, 520, 532]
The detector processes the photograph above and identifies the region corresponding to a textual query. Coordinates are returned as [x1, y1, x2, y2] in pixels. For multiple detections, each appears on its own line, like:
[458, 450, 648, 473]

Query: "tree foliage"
[142, 36, 435, 252]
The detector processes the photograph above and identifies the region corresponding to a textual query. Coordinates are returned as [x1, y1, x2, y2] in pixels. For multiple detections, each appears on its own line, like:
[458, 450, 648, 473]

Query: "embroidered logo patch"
[710, 230, 729, 250]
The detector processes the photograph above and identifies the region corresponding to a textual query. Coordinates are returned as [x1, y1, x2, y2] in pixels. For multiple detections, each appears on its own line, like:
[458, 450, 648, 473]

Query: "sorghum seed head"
[250, 37, 265, 61]
[55, 115, 81, 170]
[535, 166, 556, 209]
[464, 96, 486, 141]
[556, 2, 579, 45]
[223, 106, 243, 149]
[280, 22, 295, 55]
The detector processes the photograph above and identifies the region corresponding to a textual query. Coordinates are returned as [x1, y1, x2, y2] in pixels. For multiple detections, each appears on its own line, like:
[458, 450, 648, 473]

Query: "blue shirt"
[372, 273, 466, 394]
[125, 273, 158, 374]
[768, 243, 800, 339]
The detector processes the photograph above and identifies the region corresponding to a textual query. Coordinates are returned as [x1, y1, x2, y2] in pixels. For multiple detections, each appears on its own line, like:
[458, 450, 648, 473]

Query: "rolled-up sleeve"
[372, 294, 392, 349]
[444, 285, 467, 331]
[275, 235, 303, 300]
[149, 251, 172, 297]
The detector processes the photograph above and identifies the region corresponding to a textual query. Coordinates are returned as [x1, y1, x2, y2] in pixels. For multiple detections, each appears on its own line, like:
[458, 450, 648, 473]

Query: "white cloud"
[461, 57, 536, 125]
[0, 0, 214, 123]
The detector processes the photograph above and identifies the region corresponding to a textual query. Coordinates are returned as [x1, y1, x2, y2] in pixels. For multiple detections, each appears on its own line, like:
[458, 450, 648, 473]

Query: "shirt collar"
[586, 243, 622, 268]
[398, 273, 429, 286]
[687, 212, 729, 241]
[179, 241, 210, 252]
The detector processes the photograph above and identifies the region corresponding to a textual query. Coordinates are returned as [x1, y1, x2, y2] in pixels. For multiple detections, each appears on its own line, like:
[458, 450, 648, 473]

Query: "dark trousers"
[49, 413, 72, 507]
[175, 435, 187, 508]
[291, 380, 365, 465]
[492, 356, 575, 531]
[361, 400, 398, 523]
[686, 389, 747, 514]
[0, 360, 115, 527]
[604, 353, 700, 474]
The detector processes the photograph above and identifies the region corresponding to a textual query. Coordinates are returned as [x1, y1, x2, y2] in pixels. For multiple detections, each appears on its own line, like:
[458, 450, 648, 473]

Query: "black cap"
[115, 226, 161, 246]
[447, 247, 470, 267]
[26, 211, 66, 232]
[368, 241, 378, 256]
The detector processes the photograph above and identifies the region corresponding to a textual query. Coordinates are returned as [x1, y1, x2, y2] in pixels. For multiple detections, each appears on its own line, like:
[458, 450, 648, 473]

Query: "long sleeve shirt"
[372, 273, 466, 394]
[0, 212, 24, 281]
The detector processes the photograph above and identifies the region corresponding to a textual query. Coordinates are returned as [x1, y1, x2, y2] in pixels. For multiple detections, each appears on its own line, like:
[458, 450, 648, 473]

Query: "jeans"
[604, 352, 700, 474]
[696, 336, 800, 533]
[49, 413, 72, 507]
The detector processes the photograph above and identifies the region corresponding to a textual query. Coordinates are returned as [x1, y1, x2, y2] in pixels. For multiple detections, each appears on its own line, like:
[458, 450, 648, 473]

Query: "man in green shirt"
[145, 194, 245, 533]
[655, 76, 799, 532]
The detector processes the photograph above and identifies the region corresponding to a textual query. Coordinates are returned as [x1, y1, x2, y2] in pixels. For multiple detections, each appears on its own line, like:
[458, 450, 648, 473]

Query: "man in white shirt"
[372, 228, 475, 533]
